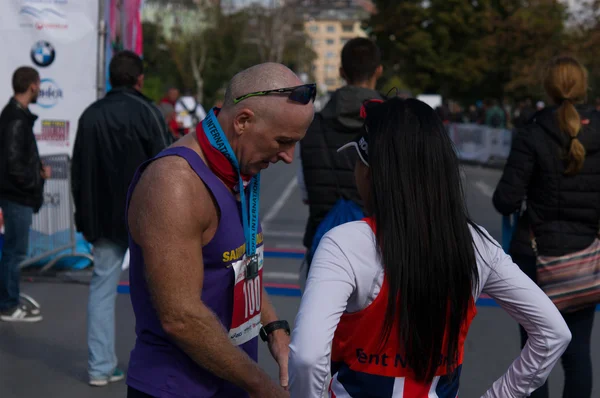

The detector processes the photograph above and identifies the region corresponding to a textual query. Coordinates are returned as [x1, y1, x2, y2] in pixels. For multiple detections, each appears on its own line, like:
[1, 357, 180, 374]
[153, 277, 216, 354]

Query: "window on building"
[326, 39, 334, 45]
[312, 39, 321, 47]
[326, 51, 335, 59]
[342, 24, 353, 32]
[324, 64, 336, 74]
[325, 78, 336, 86]
[327, 25, 335, 32]
[309, 25, 319, 33]
[340, 37, 351, 45]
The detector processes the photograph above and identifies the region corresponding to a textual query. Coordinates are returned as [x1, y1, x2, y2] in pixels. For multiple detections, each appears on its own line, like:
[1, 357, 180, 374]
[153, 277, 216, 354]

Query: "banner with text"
[0, 0, 98, 157]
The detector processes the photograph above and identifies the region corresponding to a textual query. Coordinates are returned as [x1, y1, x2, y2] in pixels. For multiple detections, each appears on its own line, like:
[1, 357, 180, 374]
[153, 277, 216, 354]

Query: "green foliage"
[368, 0, 582, 103]
[371, 0, 491, 99]
[141, 4, 317, 108]
[142, 75, 166, 103]
[141, 21, 182, 96]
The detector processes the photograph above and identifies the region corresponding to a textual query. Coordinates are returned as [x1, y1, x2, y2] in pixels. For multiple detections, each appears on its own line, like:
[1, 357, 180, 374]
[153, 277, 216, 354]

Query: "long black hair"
[366, 98, 480, 382]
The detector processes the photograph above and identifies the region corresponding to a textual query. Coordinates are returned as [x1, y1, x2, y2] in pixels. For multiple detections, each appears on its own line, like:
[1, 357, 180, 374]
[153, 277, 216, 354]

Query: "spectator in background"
[175, 87, 207, 136]
[157, 87, 181, 139]
[157, 87, 179, 120]
[484, 98, 506, 128]
[299, 37, 383, 278]
[513, 98, 533, 129]
[467, 104, 479, 123]
[0, 66, 48, 322]
[493, 55, 600, 398]
[71, 50, 172, 387]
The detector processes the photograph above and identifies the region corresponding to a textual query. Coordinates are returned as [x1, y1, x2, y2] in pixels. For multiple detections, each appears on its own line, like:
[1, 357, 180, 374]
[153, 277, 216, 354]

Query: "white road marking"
[263, 230, 304, 238]
[474, 180, 495, 198]
[261, 178, 298, 232]
[263, 271, 299, 281]
[272, 242, 306, 250]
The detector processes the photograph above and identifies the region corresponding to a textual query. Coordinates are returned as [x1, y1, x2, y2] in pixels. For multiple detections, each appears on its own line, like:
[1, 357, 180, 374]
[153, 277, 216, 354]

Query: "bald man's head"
[222, 63, 301, 109]
[216, 62, 315, 176]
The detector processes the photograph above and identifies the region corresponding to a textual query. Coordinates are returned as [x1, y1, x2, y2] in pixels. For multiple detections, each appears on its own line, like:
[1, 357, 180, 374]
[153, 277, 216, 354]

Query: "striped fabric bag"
[532, 234, 600, 313]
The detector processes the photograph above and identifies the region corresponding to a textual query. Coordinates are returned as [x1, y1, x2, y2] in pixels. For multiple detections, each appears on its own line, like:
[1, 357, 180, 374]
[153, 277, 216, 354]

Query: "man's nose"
[277, 146, 295, 164]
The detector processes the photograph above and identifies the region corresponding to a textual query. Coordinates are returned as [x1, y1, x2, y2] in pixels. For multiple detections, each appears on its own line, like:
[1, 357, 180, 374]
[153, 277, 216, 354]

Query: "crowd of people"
[0, 35, 598, 398]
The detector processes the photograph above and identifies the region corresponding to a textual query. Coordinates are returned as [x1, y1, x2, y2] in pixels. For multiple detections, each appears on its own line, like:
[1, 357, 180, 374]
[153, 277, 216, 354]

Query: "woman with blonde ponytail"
[494, 55, 600, 398]
[543, 56, 588, 175]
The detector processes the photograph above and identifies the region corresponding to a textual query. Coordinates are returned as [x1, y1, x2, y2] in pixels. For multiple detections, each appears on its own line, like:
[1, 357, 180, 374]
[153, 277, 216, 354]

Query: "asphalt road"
[0, 160, 598, 398]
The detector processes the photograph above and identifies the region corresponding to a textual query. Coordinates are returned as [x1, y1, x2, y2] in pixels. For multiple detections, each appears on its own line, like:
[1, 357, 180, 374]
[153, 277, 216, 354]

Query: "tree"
[368, 0, 570, 103]
[142, 0, 316, 106]
[568, 0, 600, 101]
[484, 0, 568, 100]
[141, 20, 182, 101]
[243, 0, 315, 76]
[145, 0, 222, 104]
[369, 0, 492, 100]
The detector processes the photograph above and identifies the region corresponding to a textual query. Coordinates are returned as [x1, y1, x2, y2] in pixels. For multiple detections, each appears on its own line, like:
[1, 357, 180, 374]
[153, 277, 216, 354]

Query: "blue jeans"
[0, 199, 33, 311]
[88, 238, 126, 380]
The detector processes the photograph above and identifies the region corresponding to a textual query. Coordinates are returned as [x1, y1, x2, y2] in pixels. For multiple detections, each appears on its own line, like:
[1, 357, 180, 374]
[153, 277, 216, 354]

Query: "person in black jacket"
[299, 37, 383, 271]
[493, 55, 599, 398]
[71, 50, 171, 387]
[0, 66, 47, 323]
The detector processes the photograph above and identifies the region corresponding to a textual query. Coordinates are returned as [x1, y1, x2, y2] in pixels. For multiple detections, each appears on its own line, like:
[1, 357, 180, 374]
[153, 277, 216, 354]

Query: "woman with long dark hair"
[288, 97, 571, 397]
[493, 56, 600, 397]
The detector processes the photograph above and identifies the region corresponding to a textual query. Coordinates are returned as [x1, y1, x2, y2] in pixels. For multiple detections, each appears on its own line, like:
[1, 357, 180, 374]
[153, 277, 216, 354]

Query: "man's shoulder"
[0, 101, 25, 124]
[134, 152, 204, 199]
[82, 90, 159, 119]
[129, 153, 214, 231]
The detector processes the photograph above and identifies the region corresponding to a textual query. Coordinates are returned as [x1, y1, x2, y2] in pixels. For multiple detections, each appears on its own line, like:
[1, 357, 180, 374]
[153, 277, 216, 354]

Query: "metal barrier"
[447, 123, 512, 167]
[19, 154, 93, 273]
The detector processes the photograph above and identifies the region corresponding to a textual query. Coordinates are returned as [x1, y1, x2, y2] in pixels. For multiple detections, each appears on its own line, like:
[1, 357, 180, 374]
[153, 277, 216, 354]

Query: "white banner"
[447, 123, 512, 165]
[0, 0, 99, 157]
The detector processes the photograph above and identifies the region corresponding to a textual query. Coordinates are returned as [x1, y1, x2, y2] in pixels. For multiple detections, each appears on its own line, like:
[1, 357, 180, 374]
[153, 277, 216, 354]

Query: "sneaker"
[89, 368, 125, 387]
[0, 304, 43, 322]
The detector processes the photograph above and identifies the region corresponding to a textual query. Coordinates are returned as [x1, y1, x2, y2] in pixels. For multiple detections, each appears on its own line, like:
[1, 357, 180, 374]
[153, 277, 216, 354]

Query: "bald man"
[125, 63, 315, 398]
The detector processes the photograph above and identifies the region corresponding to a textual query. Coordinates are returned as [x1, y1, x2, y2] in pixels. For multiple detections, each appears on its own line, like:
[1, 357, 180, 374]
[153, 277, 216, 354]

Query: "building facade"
[302, 1, 372, 93]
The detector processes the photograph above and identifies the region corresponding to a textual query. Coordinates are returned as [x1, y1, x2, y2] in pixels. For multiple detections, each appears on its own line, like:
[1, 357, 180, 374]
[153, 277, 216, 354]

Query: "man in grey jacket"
[299, 37, 383, 270]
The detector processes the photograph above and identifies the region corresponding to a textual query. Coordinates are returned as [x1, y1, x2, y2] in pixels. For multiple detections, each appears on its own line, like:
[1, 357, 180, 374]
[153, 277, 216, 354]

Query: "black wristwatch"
[259, 320, 290, 342]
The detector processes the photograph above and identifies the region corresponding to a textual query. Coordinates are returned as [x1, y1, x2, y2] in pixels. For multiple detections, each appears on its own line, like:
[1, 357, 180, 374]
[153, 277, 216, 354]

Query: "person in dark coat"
[493, 55, 600, 398]
[299, 37, 383, 273]
[0, 66, 47, 323]
[71, 50, 172, 387]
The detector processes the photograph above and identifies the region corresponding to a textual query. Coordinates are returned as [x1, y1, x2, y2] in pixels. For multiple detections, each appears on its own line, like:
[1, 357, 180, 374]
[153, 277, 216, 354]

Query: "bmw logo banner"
[0, 0, 99, 156]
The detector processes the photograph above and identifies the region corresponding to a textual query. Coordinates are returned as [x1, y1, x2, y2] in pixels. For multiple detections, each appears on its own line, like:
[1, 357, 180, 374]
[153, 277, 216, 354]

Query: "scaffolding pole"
[97, 0, 107, 99]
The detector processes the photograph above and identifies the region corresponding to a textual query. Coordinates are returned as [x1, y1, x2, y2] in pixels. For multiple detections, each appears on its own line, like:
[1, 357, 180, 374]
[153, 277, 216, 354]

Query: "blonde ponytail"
[543, 55, 588, 176]
[558, 99, 586, 175]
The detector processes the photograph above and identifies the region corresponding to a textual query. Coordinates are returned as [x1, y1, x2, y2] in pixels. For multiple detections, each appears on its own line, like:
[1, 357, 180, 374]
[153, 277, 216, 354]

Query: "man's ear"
[374, 65, 383, 80]
[233, 108, 255, 136]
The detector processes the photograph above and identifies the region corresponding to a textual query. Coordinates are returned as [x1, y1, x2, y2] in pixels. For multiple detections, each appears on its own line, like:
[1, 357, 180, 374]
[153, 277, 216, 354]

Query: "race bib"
[229, 247, 264, 346]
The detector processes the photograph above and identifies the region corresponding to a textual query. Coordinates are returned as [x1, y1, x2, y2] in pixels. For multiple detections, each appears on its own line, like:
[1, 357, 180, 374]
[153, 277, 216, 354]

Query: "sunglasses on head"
[233, 83, 317, 105]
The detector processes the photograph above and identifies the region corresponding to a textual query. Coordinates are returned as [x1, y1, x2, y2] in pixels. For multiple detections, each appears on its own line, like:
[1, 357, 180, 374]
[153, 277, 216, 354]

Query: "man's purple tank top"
[125, 146, 262, 398]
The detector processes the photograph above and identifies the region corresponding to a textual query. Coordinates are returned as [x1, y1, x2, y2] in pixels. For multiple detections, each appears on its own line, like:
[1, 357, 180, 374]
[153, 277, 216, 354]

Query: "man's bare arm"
[128, 157, 281, 395]
[261, 288, 279, 325]
[261, 287, 291, 389]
